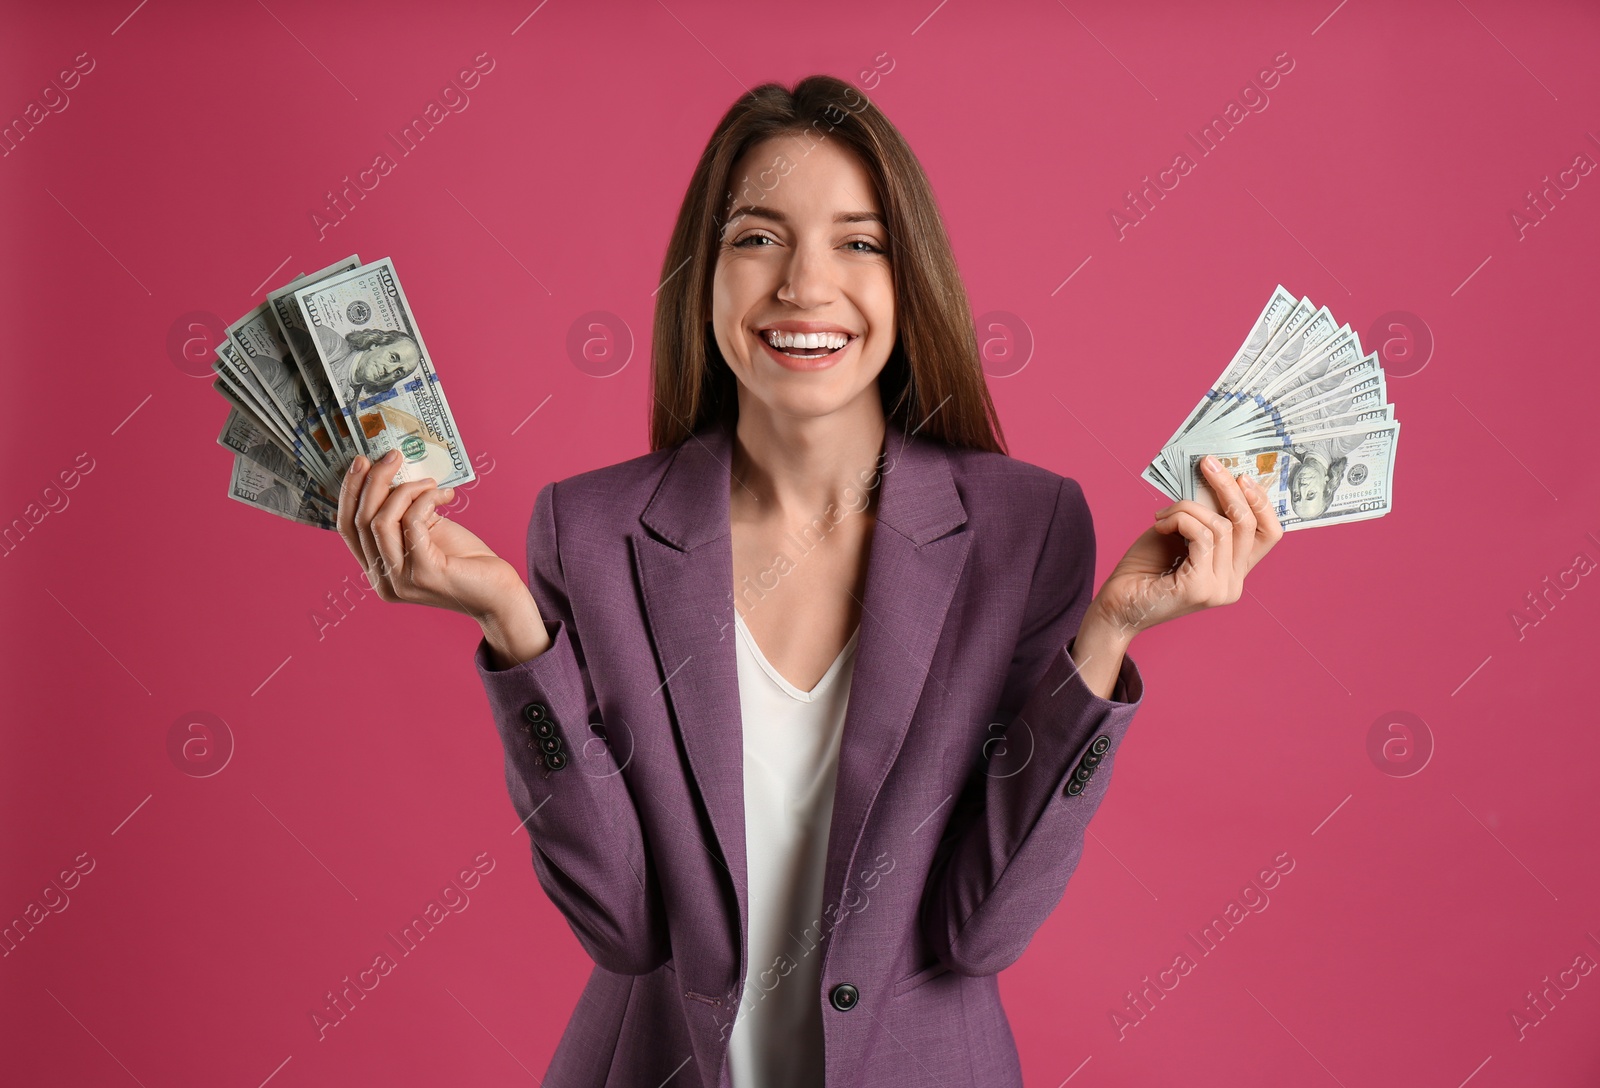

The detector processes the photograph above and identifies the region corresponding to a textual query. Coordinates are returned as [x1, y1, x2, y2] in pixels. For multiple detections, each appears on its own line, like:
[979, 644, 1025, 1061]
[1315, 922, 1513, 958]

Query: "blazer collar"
[639, 416, 968, 552]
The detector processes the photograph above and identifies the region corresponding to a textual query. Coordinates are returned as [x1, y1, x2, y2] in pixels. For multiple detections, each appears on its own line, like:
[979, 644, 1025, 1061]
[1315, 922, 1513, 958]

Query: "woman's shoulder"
[940, 443, 1089, 520]
[542, 443, 679, 513]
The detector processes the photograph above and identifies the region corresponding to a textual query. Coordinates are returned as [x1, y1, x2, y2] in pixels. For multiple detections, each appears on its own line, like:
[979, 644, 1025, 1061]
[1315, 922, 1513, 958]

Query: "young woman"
[337, 75, 1282, 1088]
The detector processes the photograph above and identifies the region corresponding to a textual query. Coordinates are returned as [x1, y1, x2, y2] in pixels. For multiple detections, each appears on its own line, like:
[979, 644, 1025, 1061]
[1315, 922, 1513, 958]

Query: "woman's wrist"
[477, 594, 550, 670]
[1068, 598, 1135, 700]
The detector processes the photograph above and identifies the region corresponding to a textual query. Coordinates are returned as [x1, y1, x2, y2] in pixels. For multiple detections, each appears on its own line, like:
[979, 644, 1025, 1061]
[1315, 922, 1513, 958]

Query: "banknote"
[1142, 284, 1298, 496]
[226, 304, 338, 490]
[211, 254, 474, 527]
[1175, 422, 1400, 531]
[1197, 311, 1344, 448]
[1147, 286, 1400, 530]
[219, 404, 286, 466]
[1161, 297, 1324, 486]
[292, 257, 475, 489]
[213, 347, 300, 457]
[227, 447, 337, 530]
[213, 376, 295, 460]
[1206, 340, 1374, 448]
[267, 254, 361, 466]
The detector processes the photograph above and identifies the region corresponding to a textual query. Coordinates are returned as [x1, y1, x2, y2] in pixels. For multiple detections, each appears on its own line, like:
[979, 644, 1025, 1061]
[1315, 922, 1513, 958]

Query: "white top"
[726, 610, 861, 1088]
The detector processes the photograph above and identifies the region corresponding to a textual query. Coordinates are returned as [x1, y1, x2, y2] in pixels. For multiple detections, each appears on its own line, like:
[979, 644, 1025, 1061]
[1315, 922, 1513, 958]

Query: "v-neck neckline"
[734, 611, 861, 702]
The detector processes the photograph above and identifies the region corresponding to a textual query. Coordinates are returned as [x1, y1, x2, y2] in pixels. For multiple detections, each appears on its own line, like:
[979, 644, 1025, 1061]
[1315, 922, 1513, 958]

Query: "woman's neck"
[729, 399, 887, 525]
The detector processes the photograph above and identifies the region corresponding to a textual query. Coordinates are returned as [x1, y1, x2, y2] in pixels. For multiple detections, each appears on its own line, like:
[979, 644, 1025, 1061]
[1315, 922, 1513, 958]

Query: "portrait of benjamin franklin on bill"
[1286, 432, 1366, 521]
[1283, 393, 1372, 521]
[313, 325, 423, 404]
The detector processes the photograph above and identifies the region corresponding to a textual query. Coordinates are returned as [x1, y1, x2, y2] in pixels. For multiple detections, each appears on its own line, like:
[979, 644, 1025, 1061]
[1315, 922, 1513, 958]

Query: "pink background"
[4, 0, 1599, 1084]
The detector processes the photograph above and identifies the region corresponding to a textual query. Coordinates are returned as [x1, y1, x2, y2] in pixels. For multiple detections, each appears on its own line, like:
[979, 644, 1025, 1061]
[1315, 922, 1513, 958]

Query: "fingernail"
[1240, 474, 1256, 491]
[440, 488, 456, 502]
[381, 449, 399, 464]
[347, 457, 363, 475]
[1203, 455, 1220, 471]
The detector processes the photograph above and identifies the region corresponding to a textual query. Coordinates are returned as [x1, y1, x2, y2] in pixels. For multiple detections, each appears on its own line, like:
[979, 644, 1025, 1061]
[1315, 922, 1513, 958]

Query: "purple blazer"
[474, 418, 1145, 1087]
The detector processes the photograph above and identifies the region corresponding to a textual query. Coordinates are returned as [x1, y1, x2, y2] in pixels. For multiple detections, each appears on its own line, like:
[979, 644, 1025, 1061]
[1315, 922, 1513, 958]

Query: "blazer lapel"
[632, 418, 972, 995]
[815, 424, 971, 982]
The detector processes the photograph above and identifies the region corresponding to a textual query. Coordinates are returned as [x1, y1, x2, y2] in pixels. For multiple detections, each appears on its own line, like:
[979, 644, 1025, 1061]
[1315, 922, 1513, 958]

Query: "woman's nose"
[777, 244, 837, 308]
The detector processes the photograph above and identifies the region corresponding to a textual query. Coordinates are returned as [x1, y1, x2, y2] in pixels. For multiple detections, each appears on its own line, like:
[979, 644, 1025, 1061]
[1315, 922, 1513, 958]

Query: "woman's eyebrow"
[724, 204, 884, 227]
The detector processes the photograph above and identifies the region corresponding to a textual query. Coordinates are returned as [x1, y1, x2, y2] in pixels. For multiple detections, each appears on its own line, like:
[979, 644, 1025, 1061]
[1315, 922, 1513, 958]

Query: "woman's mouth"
[755, 329, 858, 371]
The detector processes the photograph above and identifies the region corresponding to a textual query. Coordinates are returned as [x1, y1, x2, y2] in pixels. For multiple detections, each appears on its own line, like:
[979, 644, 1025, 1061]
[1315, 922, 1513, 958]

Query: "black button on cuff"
[522, 702, 550, 724]
[539, 735, 563, 755]
[1064, 777, 1085, 797]
[1089, 734, 1110, 756]
[544, 750, 568, 771]
[829, 983, 859, 1011]
[533, 721, 556, 739]
[1073, 764, 1093, 783]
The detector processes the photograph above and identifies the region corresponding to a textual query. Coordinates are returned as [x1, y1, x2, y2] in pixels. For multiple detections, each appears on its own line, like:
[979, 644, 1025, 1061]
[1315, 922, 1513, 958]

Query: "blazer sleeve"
[473, 480, 671, 976]
[919, 475, 1145, 977]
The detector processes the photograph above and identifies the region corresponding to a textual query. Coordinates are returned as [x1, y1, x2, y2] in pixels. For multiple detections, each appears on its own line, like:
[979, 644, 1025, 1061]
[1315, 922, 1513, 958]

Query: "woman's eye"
[731, 235, 882, 252]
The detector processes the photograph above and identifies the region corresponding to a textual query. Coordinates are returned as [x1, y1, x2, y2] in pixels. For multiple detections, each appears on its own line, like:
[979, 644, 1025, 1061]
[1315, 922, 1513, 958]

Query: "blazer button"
[545, 750, 568, 771]
[539, 735, 563, 756]
[1073, 763, 1094, 783]
[1089, 734, 1111, 756]
[1082, 750, 1102, 769]
[532, 720, 556, 740]
[522, 702, 550, 725]
[1064, 777, 1086, 797]
[829, 983, 859, 1011]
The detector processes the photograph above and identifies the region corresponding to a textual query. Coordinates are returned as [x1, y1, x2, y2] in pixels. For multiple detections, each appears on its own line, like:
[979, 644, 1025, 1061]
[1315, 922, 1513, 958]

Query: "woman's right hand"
[338, 450, 550, 668]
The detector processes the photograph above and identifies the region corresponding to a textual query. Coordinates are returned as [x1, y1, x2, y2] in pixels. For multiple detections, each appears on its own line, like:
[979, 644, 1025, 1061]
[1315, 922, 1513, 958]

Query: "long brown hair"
[649, 74, 1007, 456]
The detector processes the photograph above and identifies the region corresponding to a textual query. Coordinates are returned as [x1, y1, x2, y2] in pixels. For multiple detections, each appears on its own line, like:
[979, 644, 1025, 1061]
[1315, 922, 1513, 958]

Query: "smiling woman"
[652, 79, 1004, 455]
[337, 72, 1284, 1088]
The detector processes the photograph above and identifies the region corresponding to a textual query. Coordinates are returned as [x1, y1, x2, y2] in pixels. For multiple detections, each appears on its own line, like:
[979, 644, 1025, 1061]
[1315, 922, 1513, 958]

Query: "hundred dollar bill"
[1160, 296, 1327, 486]
[227, 304, 338, 490]
[1228, 391, 1393, 452]
[1201, 309, 1343, 440]
[293, 257, 475, 489]
[213, 339, 333, 491]
[213, 349, 298, 455]
[1206, 339, 1372, 447]
[228, 450, 337, 530]
[1228, 379, 1390, 448]
[213, 378, 289, 453]
[1141, 284, 1298, 495]
[218, 405, 327, 487]
[1268, 358, 1386, 433]
[267, 254, 361, 466]
[1177, 420, 1400, 532]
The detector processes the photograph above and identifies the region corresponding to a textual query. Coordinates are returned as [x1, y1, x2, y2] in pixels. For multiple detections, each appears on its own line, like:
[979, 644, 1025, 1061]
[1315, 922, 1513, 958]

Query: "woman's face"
[711, 135, 896, 425]
[353, 337, 421, 389]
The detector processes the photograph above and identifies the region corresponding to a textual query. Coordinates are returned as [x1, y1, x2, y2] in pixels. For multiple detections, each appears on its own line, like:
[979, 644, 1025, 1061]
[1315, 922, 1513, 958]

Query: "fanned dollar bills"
[211, 255, 474, 529]
[1143, 285, 1400, 531]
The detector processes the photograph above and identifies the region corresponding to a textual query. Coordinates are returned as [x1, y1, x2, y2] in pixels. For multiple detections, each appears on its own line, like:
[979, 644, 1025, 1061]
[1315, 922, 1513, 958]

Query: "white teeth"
[762, 330, 851, 351]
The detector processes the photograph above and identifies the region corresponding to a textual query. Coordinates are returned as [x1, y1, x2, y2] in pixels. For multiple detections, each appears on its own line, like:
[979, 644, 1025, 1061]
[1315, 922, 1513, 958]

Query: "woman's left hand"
[1085, 455, 1285, 643]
